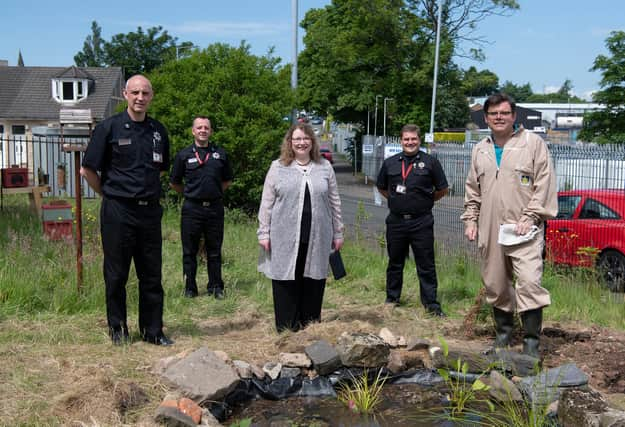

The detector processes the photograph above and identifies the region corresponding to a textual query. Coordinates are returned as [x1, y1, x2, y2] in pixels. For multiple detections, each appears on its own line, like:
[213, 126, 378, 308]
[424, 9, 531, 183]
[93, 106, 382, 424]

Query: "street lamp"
[175, 44, 198, 60]
[374, 95, 382, 138]
[429, 0, 443, 138]
[383, 97, 394, 138]
[291, 0, 299, 123]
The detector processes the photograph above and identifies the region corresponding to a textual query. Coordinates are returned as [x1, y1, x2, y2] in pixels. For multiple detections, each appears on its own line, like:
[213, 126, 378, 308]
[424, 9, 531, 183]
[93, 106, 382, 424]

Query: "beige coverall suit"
[461, 129, 558, 313]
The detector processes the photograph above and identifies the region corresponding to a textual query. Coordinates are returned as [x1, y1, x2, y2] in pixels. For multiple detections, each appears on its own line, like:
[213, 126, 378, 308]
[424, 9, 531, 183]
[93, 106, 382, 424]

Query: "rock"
[279, 352, 312, 368]
[601, 409, 625, 426]
[280, 366, 301, 379]
[155, 404, 197, 427]
[199, 408, 222, 427]
[161, 347, 240, 403]
[406, 338, 430, 351]
[486, 348, 542, 376]
[387, 349, 427, 374]
[263, 362, 282, 380]
[336, 332, 389, 367]
[305, 340, 342, 375]
[233, 360, 252, 379]
[386, 350, 405, 374]
[484, 369, 523, 402]
[379, 327, 399, 347]
[178, 397, 202, 424]
[250, 363, 266, 380]
[431, 346, 491, 374]
[397, 336, 407, 347]
[558, 388, 608, 427]
[214, 350, 231, 364]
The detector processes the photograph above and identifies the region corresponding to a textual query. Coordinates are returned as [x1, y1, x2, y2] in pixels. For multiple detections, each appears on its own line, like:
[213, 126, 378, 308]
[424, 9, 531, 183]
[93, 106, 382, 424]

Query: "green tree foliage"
[462, 66, 499, 97]
[75, 22, 194, 79]
[579, 31, 625, 144]
[148, 43, 293, 210]
[498, 81, 533, 102]
[526, 79, 584, 103]
[17, 50, 24, 66]
[74, 21, 106, 67]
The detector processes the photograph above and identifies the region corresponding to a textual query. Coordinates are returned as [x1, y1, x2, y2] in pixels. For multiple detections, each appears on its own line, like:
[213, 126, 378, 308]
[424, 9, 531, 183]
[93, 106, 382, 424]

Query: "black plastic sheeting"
[208, 367, 446, 422]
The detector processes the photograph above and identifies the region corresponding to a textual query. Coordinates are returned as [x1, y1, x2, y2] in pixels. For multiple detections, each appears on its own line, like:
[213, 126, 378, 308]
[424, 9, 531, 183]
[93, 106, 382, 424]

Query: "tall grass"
[1, 193, 624, 330]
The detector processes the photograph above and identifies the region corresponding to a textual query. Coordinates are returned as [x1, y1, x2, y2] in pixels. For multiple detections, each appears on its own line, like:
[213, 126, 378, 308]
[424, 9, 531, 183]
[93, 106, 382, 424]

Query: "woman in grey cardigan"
[257, 123, 344, 332]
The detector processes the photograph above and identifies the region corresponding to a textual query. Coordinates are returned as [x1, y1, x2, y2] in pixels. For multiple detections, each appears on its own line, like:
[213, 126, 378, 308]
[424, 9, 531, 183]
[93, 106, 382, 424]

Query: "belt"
[108, 196, 159, 206]
[186, 198, 221, 207]
[391, 212, 425, 220]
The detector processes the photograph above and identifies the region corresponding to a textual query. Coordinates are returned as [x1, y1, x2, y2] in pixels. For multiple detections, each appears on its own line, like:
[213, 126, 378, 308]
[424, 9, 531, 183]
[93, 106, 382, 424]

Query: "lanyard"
[401, 160, 413, 183]
[193, 146, 211, 165]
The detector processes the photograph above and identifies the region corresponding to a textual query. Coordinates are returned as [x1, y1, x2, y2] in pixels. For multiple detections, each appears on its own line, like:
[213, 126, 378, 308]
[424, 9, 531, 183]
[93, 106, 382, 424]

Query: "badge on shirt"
[118, 138, 131, 146]
[153, 131, 162, 143]
[213, 152, 220, 160]
[153, 152, 163, 163]
[418, 162, 425, 169]
[187, 158, 198, 164]
[520, 175, 531, 186]
[395, 184, 407, 194]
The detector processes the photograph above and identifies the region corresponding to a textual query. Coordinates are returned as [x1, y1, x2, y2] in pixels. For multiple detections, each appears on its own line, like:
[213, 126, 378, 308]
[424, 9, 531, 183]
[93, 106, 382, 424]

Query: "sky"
[1, 1, 622, 101]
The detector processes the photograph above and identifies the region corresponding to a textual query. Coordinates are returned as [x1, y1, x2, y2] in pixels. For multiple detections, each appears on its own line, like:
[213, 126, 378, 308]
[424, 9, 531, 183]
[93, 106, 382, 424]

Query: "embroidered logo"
[153, 131, 161, 142]
[418, 162, 425, 169]
[213, 152, 220, 159]
[520, 175, 531, 186]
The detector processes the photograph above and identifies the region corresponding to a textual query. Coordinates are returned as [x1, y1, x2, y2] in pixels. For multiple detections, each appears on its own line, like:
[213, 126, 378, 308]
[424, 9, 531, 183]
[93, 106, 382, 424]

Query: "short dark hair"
[400, 124, 421, 139]
[484, 93, 516, 114]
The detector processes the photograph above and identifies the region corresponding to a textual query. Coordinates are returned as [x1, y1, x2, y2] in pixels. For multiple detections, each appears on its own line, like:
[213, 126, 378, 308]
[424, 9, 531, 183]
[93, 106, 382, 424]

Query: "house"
[0, 64, 124, 170]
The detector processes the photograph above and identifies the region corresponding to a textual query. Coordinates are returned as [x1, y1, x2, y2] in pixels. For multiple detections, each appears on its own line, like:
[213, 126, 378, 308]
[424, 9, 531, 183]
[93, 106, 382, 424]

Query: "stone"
[263, 362, 282, 380]
[336, 332, 389, 367]
[305, 340, 342, 376]
[199, 407, 222, 427]
[250, 363, 265, 380]
[485, 369, 523, 402]
[397, 336, 407, 347]
[486, 348, 542, 377]
[406, 338, 430, 351]
[178, 397, 202, 424]
[279, 352, 312, 368]
[214, 350, 231, 364]
[280, 366, 301, 379]
[431, 346, 491, 374]
[233, 360, 252, 379]
[558, 388, 608, 427]
[155, 404, 197, 427]
[161, 346, 240, 403]
[386, 350, 405, 374]
[379, 327, 399, 347]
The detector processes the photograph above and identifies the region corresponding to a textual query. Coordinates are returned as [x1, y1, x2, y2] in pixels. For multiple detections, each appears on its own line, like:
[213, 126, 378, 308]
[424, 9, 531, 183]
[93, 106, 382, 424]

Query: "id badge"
[395, 184, 406, 194]
[153, 152, 163, 163]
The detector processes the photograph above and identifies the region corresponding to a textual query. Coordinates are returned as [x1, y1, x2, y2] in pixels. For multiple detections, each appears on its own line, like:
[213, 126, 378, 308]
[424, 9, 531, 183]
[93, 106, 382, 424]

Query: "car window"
[579, 198, 620, 220]
[557, 195, 582, 219]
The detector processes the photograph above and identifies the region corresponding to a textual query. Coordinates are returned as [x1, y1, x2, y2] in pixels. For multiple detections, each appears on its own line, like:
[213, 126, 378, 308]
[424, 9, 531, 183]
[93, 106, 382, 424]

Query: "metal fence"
[0, 135, 96, 198]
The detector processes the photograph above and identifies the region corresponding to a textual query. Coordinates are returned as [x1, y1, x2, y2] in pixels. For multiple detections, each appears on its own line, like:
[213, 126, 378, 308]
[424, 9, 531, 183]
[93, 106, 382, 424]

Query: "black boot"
[184, 278, 198, 298]
[521, 308, 543, 358]
[493, 307, 514, 348]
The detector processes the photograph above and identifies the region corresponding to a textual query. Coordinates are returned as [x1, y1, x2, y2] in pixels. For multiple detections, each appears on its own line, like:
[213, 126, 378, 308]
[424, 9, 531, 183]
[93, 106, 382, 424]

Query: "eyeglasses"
[486, 111, 513, 117]
[292, 137, 312, 142]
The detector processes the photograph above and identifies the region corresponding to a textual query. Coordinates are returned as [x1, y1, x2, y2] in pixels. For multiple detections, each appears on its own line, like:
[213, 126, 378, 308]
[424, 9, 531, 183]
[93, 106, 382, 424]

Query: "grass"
[1, 193, 624, 424]
[336, 369, 387, 415]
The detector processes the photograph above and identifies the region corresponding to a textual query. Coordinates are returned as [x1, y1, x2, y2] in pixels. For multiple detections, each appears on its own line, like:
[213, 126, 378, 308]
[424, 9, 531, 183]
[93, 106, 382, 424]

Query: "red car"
[320, 147, 333, 163]
[546, 189, 625, 292]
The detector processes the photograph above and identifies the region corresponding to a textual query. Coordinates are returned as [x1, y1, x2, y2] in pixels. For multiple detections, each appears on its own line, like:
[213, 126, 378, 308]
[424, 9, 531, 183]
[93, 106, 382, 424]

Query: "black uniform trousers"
[100, 198, 164, 338]
[271, 242, 326, 332]
[385, 212, 441, 310]
[181, 199, 225, 291]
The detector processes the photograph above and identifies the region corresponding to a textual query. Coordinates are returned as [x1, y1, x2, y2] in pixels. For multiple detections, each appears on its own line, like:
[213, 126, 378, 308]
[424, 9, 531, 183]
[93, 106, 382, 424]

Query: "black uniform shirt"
[170, 143, 234, 200]
[82, 110, 170, 200]
[376, 151, 448, 215]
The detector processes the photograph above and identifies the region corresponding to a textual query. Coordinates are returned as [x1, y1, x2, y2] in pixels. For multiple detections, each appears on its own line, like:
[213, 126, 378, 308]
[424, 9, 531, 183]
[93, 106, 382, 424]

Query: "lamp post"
[383, 97, 394, 138]
[374, 95, 382, 138]
[291, 0, 299, 123]
[429, 0, 443, 138]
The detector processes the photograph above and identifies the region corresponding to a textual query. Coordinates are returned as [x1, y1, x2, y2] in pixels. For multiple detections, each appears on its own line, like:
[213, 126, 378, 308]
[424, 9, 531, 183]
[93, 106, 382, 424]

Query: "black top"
[82, 110, 170, 200]
[376, 151, 448, 215]
[169, 142, 234, 201]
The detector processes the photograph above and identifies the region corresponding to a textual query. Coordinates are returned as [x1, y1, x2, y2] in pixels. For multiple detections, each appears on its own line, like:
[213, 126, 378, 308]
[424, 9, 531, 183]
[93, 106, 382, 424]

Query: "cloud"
[172, 21, 287, 37]
[590, 27, 616, 38]
[543, 85, 560, 94]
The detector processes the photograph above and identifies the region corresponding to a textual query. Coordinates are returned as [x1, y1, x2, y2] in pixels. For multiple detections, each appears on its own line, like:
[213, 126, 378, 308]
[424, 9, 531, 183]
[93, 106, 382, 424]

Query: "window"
[579, 198, 620, 220]
[11, 125, 25, 135]
[52, 79, 89, 103]
[556, 195, 582, 219]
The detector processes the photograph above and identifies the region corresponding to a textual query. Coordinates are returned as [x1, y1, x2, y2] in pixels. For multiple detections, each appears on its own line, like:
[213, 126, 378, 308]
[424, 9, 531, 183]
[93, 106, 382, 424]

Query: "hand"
[259, 239, 271, 251]
[333, 238, 344, 252]
[515, 220, 533, 236]
[465, 224, 477, 241]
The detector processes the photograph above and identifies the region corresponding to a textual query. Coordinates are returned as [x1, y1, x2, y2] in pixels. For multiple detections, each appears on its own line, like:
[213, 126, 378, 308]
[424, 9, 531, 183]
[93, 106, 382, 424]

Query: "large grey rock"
[336, 332, 390, 367]
[430, 346, 491, 373]
[486, 348, 541, 377]
[519, 363, 589, 405]
[485, 369, 523, 402]
[161, 346, 239, 403]
[558, 388, 608, 427]
[305, 340, 342, 375]
[279, 352, 312, 368]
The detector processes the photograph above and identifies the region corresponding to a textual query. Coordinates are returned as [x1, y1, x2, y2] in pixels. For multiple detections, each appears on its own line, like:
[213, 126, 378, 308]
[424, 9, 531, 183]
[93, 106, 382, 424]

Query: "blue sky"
[1, 1, 621, 100]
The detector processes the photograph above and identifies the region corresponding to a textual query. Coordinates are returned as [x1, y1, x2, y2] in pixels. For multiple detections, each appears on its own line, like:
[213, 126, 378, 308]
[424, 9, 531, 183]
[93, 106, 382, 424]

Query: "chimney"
[0, 60, 9, 67]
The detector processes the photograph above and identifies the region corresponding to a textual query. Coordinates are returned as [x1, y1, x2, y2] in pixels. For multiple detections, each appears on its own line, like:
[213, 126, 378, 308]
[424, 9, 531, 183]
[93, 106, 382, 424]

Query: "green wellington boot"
[493, 307, 514, 348]
[521, 308, 543, 358]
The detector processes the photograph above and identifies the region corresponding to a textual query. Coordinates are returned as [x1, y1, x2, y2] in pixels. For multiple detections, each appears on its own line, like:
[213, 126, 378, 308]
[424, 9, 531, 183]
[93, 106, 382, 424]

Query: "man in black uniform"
[170, 116, 233, 299]
[376, 124, 449, 316]
[81, 74, 173, 346]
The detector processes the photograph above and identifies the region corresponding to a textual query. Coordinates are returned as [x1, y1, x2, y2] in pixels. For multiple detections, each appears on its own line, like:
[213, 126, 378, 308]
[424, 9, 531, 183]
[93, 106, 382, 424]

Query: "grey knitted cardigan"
[257, 158, 344, 280]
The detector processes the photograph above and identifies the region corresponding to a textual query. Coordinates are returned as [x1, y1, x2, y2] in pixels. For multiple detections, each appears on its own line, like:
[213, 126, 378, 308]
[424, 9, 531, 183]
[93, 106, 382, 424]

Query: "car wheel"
[597, 250, 625, 292]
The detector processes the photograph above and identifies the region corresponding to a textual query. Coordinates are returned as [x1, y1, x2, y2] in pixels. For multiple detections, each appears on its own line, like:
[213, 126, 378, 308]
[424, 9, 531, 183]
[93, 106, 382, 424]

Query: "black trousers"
[272, 242, 326, 332]
[385, 212, 441, 310]
[181, 199, 225, 291]
[100, 198, 164, 338]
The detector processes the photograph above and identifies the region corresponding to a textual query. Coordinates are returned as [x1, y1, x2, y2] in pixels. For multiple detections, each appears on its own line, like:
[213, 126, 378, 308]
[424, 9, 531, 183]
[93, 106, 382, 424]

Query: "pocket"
[110, 140, 135, 169]
[514, 165, 534, 187]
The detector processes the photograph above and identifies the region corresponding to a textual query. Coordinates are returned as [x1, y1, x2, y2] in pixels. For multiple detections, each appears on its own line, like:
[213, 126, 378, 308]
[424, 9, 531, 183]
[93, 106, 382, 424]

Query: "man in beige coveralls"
[462, 93, 558, 358]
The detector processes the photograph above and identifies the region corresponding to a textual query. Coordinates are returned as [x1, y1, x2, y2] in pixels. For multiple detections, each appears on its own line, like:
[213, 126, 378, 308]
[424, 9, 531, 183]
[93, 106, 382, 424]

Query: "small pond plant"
[336, 368, 386, 415]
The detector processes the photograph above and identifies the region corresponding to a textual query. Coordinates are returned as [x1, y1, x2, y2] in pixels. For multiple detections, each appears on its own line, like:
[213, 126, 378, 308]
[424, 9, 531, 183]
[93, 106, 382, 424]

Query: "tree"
[75, 22, 193, 79]
[461, 66, 499, 97]
[526, 79, 584, 103]
[74, 21, 105, 67]
[579, 31, 625, 144]
[498, 81, 533, 102]
[149, 43, 293, 210]
[406, 0, 520, 60]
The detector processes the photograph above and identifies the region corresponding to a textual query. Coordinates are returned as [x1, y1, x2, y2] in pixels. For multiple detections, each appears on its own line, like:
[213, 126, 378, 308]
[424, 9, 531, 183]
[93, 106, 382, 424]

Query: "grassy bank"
[0, 194, 623, 424]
